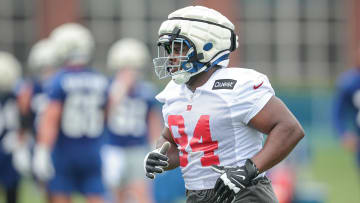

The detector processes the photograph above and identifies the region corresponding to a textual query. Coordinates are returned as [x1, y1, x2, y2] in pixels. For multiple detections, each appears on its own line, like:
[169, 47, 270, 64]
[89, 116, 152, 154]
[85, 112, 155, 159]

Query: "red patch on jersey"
[253, 81, 264, 89]
[186, 105, 192, 111]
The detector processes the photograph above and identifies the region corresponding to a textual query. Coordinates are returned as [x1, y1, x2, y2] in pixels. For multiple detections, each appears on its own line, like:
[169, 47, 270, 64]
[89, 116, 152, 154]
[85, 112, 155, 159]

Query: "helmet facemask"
[153, 30, 207, 84]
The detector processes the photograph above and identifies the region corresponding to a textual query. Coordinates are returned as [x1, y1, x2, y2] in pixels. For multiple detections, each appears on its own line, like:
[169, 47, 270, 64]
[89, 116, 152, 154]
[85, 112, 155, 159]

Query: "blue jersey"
[0, 93, 19, 141]
[46, 67, 108, 195]
[0, 92, 20, 189]
[14, 78, 47, 136]
[105, 81, 158, 147]
[46, 67, 109, 153]
[333, 68, 360, 136]
[29, 79, 47, 135]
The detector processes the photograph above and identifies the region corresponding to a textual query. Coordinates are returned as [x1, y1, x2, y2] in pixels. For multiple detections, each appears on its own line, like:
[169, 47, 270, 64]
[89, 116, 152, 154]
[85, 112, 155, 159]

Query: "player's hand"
[1, 132, 18, 154]
[12, 144, 31, 176]
[33, 144, 54, 182]
[144, 142, 170, 179]
[210, 159, 259, 203]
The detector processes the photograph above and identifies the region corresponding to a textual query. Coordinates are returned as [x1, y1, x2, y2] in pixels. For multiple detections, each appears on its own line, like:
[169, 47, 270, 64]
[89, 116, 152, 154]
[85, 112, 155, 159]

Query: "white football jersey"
[156, 67, 275, 190]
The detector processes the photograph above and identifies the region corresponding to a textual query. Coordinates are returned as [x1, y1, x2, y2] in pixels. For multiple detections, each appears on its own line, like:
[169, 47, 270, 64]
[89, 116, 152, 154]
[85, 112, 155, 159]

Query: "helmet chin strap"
[205, 51, 230, 70]
[172, 72, 191, 84]
[172, 65, 208, 84]
[172, 51, 230, 85]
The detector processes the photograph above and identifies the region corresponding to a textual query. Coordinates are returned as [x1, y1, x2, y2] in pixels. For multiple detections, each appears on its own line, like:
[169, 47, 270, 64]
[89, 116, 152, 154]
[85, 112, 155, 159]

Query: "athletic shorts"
[0, 148, 20, 189]
[48, 149, 104, 196]
[101, 144, 149, 188]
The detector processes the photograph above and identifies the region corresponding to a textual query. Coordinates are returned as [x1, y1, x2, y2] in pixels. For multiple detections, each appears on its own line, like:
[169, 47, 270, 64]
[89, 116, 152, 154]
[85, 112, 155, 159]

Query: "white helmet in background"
[50, 23, 94, 66]
[153, 6, 238, 84]
[107, 38, 150, 73]
[0, 52, 22, 92]
[27, 38, 58, 75]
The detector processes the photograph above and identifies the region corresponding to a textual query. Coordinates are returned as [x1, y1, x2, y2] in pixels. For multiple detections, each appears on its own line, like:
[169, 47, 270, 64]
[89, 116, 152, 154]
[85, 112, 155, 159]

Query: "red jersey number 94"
[168, 115, 220, 167]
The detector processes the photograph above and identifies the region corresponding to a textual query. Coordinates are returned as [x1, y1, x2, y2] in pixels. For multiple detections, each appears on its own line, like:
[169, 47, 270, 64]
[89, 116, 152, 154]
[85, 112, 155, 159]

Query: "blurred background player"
[101, 38, 162, 203]
[32, 23, 109, 203]
[15, 37, 59, 203]
[0, 51, 22, 203]
[17, 38, 58, 140]
[333, 45, 360, 175]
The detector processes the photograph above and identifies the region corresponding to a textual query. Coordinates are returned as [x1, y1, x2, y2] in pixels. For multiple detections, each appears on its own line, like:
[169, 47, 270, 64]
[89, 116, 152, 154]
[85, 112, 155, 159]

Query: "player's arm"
[10, 84, 33, 176]
[147, 107, 164, 144]
[155, 127, 180, 170]
[144, 127, 179, 179]
[333, 83, 349, 137]
[17, 83, 33, 133]
[211, 96, 304, 202]
[33, 100, 62, 181]
[37, 101, 62, 147]
[333, 86, 358, 152]
[249, 96, 305, 173]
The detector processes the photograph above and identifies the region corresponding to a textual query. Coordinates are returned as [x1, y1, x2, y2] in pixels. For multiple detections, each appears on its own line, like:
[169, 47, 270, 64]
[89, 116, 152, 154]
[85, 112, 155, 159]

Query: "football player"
[14, 37, 59, 202]
[0, 52, 22, 203]
[144, 6, 305, 203]
[33, 23, 108, 203]
[17, 38, 58, 138]
[101, 38, 162, 203]
[333, 48, 360, 174]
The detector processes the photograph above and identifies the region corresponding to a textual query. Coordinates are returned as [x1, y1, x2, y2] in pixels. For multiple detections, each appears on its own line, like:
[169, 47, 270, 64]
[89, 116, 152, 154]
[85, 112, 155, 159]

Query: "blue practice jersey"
[0, 92, 20, 189]
[46, 67, 109, 154]
[14, 78, 48, 136]
[333, 68, 360, 136]
[29, 79, 48, 135]
[0, 93, 19, 142]
[105, 81, 159, 147]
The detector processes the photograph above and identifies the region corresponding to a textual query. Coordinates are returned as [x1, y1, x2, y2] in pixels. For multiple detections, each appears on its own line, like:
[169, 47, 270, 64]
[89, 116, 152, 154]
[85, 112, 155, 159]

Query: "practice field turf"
[311, 140, 360, 203]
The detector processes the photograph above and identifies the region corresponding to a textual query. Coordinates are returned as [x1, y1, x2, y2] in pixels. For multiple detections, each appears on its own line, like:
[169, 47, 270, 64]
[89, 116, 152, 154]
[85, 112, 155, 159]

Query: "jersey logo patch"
[253, 81, 264, 89]
[212, 79, 237, 90]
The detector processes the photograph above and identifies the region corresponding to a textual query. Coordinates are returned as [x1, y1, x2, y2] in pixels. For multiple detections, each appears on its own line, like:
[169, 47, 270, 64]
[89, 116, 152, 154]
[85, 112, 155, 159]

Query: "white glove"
[1, 131, 18, 154]
[2, 131, 32, 176]
[33, 144, 54, 182]
[12, 145, 32, 176]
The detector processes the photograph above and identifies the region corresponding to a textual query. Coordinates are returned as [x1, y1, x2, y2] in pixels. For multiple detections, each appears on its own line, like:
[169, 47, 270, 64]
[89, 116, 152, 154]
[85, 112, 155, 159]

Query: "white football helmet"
[50, 23, 94, 66]
[107, 38, 150, 73]
[153, 6, 238, 84]
[0, 51, 22, 92]
[27, 38, 58, 75]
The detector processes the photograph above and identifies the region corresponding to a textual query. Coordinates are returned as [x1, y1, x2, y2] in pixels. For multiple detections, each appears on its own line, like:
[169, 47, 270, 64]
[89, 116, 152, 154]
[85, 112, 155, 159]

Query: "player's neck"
[186, 66, 220, 92]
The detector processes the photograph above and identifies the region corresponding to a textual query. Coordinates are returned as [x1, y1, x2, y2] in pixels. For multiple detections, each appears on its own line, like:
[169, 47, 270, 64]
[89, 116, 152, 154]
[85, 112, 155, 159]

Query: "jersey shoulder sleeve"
[155, 80, 183, 128]
[213, 68, 274, 94]
[45, 70, 66, 102]
[222, 68, 275, 124]
[155, 80, 181, 104]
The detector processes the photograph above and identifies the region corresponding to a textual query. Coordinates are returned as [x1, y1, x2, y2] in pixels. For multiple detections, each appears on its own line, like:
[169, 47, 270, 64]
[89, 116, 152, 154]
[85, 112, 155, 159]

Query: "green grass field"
[311, 142, 360, 203]
[1, 135, 359, 203]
